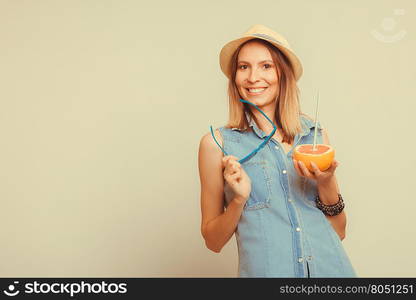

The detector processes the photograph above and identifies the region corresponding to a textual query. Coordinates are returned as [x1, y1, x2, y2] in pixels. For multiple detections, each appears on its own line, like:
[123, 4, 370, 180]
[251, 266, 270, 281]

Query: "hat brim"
[219, 36, 303, 81]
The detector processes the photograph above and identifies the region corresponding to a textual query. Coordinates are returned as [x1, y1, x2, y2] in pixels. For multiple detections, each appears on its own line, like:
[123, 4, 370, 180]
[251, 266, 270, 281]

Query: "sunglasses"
[210, 99, 277, 164]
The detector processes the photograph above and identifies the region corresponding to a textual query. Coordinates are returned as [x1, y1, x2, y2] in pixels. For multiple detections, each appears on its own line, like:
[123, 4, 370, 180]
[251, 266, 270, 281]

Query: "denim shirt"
[218, 115, 357, 278]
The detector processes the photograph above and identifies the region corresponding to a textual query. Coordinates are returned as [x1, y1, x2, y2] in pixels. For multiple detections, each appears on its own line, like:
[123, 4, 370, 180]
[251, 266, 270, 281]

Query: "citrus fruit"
[293, 144, 335, 172]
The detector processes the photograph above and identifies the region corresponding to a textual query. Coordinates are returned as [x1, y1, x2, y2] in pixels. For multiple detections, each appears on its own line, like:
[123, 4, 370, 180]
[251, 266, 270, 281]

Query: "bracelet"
[315, 193, 345, 216]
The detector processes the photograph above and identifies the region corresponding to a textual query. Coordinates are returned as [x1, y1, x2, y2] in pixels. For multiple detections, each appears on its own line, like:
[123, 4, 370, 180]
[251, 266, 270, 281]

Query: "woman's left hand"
[292, 159, 339, 184]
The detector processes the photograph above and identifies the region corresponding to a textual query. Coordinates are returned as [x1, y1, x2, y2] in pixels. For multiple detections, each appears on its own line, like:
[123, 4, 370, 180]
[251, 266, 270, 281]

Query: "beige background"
[0, 0, 415, 277]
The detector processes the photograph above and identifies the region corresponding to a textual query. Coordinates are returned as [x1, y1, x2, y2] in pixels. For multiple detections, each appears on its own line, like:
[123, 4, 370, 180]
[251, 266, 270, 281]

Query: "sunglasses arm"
[209, 98, 277, 164]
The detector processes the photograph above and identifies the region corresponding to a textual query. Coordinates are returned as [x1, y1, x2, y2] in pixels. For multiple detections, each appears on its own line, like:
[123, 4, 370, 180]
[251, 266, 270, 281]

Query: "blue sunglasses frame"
[210, 98, 277, 164]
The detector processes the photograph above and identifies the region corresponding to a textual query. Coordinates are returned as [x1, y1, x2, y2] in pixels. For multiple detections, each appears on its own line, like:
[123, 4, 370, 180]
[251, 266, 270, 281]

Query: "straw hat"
[219, 24, 303, 81]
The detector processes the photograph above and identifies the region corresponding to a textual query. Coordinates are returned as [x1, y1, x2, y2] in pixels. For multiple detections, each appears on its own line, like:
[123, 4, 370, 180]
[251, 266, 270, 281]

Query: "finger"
[331, 160, 340, 171]
[226, 160, 241, 173]
[324, 160, 338, 174]
[310, 162, 322, 176]
[233, 163, 241, 172]
[229, 155, 239, 161]
[229, 172, 241, 183]
[221, 156, 229, 168]
[228, 164, 239, 175]
[222, 155, 240, 168]
[224, 164, 241, 176]
[224, 172, 230, 182]
[295, 160, 306, 177]
[229, 159, 240, 170]
[226, 155, 239, 162]
[233, 160, 241, 168]
[224, 170, 238, 181]
[222, 156, 234, 168]
[298, 161, 313, 178]
[230, 160, 241, 171]
[227, 172, 241, 186]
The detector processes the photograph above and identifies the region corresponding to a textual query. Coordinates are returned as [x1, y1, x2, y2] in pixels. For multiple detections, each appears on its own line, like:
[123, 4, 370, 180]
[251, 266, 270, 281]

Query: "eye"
[263, 63, 273, 69]
[238, 65, 248, 70]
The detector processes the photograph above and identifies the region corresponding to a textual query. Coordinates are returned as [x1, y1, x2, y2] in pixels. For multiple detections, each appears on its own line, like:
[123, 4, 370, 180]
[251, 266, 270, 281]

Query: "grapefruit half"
[293, 144, 335, 172]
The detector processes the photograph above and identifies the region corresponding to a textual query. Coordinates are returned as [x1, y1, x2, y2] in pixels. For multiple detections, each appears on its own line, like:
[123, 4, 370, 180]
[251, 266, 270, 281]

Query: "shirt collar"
[300, 116, 323, 137]
[246, 111, 268, 139]
[230, 112, 268, 139]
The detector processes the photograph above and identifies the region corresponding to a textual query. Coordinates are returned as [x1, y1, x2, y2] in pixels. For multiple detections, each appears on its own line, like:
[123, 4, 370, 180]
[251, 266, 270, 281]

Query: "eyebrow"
[238, 60, 274, 64]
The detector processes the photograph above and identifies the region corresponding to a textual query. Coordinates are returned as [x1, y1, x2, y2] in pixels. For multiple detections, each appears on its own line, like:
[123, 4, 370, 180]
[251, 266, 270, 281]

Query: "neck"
[249, 105, 279, 135]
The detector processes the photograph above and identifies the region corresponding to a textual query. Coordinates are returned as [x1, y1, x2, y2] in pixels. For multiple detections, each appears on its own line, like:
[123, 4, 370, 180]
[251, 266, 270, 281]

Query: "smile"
[246, 87, 267, 95]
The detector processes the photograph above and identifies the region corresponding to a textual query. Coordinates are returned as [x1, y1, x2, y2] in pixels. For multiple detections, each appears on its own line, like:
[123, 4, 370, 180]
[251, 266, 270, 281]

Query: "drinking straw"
[312, 91, 319, 151]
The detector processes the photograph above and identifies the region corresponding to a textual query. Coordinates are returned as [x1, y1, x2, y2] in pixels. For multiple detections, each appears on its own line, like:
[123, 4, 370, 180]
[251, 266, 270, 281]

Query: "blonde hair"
[226, 38, 305, 144]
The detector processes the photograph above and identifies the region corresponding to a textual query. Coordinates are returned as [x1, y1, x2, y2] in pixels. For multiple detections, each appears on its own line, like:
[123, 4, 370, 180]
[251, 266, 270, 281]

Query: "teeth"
[248, 88, 266, 93]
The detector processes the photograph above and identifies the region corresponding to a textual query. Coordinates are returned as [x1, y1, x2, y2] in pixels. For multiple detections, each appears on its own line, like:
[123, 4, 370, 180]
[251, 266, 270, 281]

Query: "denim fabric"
[218, 115, 357, 278]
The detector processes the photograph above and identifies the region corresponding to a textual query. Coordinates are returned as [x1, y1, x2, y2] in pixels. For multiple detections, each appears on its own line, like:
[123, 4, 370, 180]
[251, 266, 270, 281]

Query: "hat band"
[251, 33, 283, 46]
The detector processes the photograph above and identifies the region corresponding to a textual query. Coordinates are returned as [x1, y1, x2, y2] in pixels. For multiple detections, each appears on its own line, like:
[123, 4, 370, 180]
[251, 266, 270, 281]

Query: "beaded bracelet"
[315, 194, 345, 216]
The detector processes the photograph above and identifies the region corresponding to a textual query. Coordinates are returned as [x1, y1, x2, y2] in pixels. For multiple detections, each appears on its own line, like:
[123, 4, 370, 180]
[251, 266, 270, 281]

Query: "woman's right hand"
[222, 155, 251, 204]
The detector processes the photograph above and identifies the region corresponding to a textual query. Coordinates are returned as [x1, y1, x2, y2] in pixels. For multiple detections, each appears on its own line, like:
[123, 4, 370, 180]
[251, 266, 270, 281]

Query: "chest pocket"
[241, 156, 272, 210]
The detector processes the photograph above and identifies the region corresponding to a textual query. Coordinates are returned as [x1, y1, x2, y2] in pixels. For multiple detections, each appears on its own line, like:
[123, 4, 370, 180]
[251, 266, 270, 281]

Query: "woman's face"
[235, 41, 279, 109]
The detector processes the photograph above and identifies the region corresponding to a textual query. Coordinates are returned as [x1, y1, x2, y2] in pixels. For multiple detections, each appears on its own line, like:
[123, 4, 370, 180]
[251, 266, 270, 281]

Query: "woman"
[198, 24, 356, 277]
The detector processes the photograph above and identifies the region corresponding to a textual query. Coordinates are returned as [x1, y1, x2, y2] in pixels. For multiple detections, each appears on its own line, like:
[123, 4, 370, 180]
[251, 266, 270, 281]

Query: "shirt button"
[288, 198, 292, 202]
[298, 258, 303, 263]
[296, 227, 301, 232]
[307, 256, 313, 261]
[274, 145, 279, 150]
[282, 170, 287, 174]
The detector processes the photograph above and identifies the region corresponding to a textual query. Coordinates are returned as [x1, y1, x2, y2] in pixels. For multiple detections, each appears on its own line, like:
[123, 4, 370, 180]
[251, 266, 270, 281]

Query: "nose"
[247, 67, 260, 83]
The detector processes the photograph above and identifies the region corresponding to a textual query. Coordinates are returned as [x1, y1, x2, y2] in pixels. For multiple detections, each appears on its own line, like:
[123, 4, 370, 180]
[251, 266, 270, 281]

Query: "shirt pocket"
[242, 158, 272, 210]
